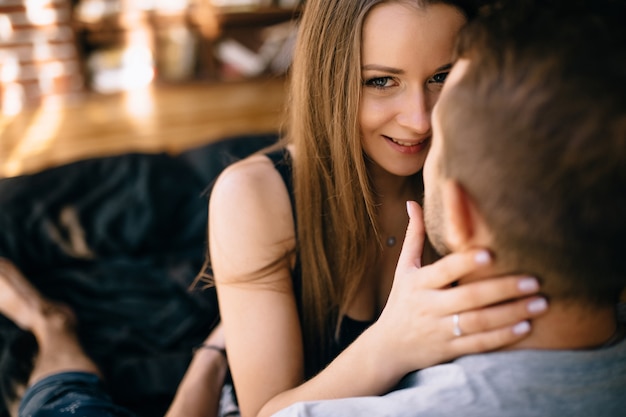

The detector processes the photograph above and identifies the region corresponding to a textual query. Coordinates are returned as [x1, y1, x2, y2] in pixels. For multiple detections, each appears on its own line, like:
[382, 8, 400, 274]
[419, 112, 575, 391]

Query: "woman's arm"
[165, 324, 228, 417]
[209, 154, 305, 417]
[210, 159, 545, 417]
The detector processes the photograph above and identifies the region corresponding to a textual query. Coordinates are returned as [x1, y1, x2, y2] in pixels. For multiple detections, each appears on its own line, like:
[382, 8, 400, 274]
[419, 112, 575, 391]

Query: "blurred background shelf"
[0, 0, 298, 179]
[0, 0, 302, 113]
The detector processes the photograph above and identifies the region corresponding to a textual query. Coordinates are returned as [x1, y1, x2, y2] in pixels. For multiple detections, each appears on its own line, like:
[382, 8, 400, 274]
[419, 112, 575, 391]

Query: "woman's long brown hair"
[287, 0, 476, 377]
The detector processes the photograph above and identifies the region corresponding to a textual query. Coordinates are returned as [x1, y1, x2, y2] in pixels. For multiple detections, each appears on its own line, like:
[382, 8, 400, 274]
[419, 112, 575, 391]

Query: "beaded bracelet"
[193, 343, 227, 360]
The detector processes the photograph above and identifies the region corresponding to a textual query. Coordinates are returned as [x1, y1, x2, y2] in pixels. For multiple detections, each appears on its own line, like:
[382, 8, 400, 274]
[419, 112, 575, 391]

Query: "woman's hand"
[369, 201, 548, 380]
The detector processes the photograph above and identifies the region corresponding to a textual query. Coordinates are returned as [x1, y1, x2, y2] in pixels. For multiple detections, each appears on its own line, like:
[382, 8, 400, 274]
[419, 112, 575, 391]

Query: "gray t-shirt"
[275, 330, 626, 417]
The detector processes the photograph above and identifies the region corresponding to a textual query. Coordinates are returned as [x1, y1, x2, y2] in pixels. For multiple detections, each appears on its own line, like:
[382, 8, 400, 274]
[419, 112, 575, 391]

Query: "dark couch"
[0, 133, 279, 417]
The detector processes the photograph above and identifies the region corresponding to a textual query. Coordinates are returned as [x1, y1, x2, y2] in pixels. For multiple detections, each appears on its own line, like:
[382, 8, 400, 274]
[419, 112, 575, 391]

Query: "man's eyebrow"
[361, 63, 453, 74]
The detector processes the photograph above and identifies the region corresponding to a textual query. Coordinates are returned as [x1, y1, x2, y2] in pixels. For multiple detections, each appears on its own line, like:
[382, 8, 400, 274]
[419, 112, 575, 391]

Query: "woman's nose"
[396, 91, 431, 135]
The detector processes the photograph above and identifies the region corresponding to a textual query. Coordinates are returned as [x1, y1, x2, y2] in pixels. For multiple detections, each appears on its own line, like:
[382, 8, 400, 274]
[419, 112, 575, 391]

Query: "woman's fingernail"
[475, 250, 491, 265]
[518, 277, 539, 293]
[512, 321, 531, 335]
[527, 298, 548, 313]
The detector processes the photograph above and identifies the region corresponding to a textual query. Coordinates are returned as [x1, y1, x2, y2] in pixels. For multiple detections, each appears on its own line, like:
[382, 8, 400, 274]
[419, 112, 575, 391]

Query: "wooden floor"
[0, 77, 288, 178]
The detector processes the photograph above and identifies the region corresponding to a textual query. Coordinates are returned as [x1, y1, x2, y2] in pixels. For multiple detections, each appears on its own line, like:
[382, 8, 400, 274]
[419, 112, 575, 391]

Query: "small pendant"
[386, 236, 396, 247]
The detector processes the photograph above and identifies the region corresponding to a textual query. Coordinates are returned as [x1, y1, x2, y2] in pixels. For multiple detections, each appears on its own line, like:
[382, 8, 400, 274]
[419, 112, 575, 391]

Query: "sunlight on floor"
[0, 77, 287, 178]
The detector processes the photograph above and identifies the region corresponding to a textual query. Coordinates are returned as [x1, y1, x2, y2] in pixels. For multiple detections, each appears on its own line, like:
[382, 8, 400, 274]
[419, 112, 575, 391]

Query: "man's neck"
[503, 302, 619, 351]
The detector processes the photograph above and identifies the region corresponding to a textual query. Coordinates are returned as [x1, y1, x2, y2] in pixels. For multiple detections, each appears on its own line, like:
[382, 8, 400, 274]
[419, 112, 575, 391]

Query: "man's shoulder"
[275, 346, 626, 417]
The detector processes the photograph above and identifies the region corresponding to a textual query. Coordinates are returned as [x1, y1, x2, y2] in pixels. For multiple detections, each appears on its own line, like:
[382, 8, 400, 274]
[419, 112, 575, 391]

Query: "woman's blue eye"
[430, 72, 449, 84]
[365, 77, 393, 89]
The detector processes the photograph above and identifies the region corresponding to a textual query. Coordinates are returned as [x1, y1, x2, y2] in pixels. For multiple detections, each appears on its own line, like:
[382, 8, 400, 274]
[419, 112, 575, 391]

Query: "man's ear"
[442, 179, 482, 251]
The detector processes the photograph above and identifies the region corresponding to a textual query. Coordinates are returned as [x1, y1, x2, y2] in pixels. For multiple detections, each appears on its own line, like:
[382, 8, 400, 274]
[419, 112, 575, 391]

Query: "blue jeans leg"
[19, 372, 136, 417]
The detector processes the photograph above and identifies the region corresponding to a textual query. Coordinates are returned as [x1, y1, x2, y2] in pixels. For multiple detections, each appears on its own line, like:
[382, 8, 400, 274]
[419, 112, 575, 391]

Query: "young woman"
[207, 1, 548, 417]
[0, 1, 547, 417]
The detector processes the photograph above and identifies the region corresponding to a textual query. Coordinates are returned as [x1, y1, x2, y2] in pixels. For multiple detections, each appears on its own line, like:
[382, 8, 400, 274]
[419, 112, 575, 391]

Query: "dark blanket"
[0, 133, 279, 417]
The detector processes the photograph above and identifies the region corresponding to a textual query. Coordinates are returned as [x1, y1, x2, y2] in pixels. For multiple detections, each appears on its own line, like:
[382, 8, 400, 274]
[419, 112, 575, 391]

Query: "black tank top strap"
[266, 149, 296, 225]
[265, 148, 303, 315]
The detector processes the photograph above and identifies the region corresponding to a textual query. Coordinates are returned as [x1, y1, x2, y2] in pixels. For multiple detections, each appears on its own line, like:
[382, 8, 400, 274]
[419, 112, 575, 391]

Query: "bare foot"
[0, 258, 75, 333]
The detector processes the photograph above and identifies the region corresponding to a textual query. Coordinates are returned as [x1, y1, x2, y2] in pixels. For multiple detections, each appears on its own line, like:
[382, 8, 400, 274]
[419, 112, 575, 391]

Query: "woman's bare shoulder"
[208, 153, 295, 284]
[210, 153, 290, 208]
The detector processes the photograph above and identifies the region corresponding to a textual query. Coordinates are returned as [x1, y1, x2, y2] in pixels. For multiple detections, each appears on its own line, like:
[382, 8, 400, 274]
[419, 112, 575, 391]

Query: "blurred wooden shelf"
[215, 6, 301, 28]
[71, 4, 301, 83]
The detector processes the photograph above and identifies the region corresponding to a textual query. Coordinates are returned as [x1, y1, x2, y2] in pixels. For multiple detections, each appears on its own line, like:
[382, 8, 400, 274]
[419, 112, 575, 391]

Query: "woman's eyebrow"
[361, 64, 404, 74]
[361, 62, 453, 73]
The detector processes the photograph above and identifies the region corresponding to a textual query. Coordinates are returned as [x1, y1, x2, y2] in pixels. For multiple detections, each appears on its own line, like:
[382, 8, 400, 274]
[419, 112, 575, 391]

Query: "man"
[275, 0, 626, 415]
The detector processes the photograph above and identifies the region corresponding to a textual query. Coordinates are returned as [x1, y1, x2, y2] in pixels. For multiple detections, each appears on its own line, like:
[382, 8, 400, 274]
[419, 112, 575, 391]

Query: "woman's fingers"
[441, 276, 541, 313]
[413, 249, 492, 289]
[436, 281, 548, 359]
[397, 204, 494, 289]
[397, 201, 426, 268]
[446, 295, 548, 337]
[450, 320, 533, 355]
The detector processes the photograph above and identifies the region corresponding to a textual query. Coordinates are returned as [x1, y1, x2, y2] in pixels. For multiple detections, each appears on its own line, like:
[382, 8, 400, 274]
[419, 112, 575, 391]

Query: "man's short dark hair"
[438, 0, 626, 304]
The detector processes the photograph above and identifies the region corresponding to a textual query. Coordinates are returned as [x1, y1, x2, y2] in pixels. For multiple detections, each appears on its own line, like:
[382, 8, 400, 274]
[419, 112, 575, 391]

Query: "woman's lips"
[383, 135, 430, 154]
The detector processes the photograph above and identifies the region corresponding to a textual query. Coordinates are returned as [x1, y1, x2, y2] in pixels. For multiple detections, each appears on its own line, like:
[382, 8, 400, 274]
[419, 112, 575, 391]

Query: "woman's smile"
[383, 135, 431, 154]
